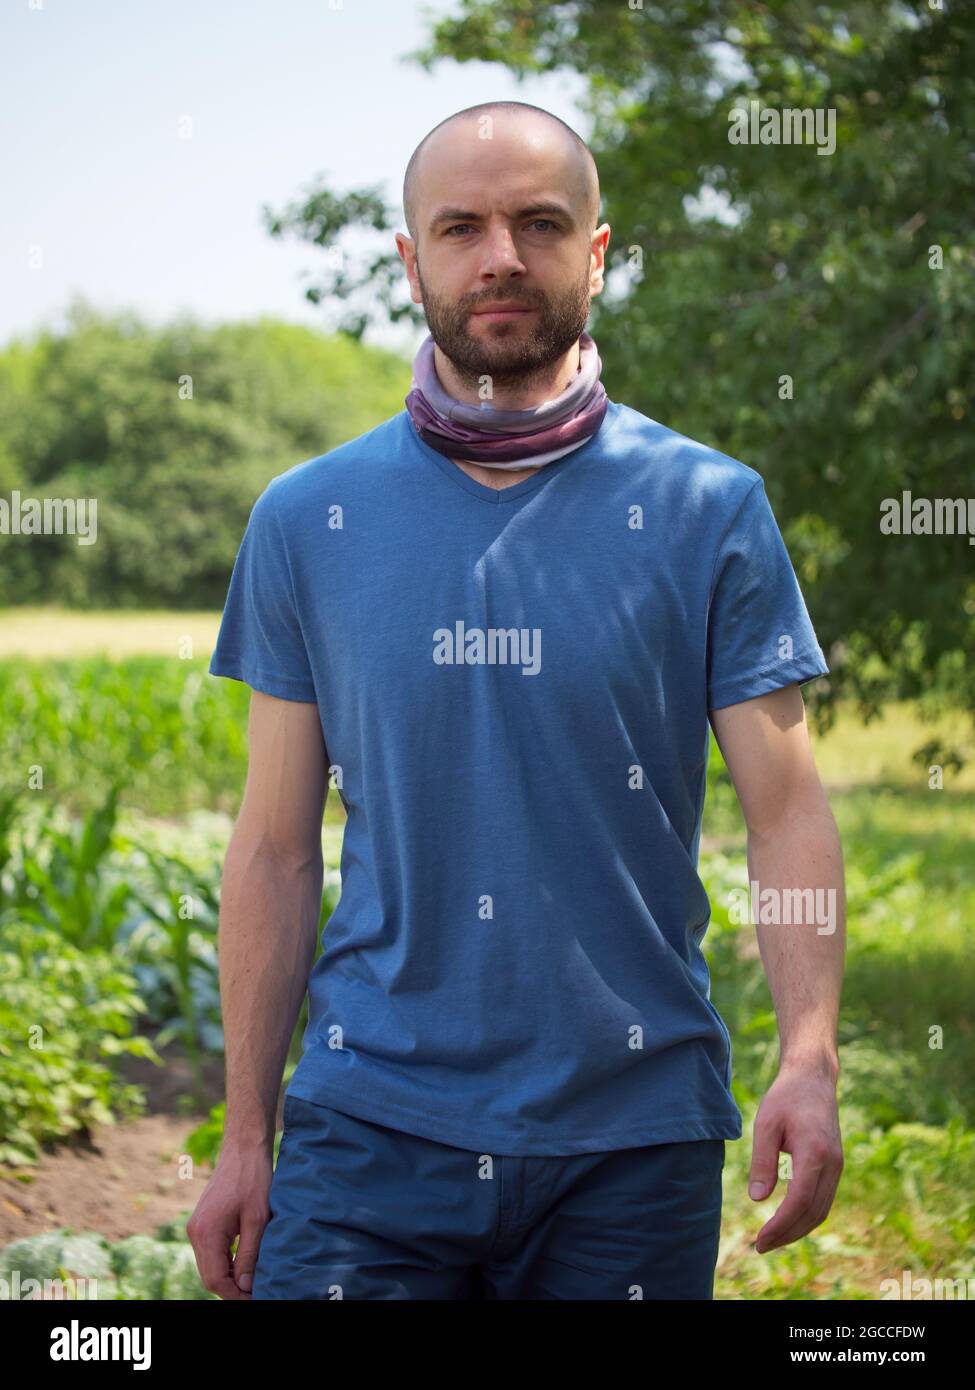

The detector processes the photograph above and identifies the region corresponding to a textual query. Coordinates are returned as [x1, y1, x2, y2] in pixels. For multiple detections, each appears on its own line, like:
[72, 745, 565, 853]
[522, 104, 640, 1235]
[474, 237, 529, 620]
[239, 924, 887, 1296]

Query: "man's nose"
[477, 225, 526, 272]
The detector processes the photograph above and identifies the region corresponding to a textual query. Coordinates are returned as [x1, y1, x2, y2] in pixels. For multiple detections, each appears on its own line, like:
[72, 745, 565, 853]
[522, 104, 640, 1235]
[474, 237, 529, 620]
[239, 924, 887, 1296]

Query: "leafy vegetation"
[0, 757, 341, 1165]
[0, 1211, 217, 1300]
[0, 919, 156, 1165]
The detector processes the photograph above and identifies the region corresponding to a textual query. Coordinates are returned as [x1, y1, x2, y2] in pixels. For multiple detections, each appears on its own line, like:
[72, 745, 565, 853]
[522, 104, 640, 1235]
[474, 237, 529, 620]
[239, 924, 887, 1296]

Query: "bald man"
[191, 100, 844, 1301]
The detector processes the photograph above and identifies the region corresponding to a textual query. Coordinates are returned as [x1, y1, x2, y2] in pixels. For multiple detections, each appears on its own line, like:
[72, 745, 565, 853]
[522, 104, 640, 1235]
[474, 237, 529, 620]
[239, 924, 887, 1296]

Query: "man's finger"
[233, 1216, 267, 1294]
[754, 1150, 824, 1252]
[195, 1223, 246, 1299]
[748, 1114, 785, 1202]
[759, 1159, 841, 1252]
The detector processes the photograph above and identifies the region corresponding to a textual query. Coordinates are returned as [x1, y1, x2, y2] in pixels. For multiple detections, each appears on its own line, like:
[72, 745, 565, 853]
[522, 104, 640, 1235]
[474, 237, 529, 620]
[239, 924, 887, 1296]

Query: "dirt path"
[0, 1114, 213, 1244]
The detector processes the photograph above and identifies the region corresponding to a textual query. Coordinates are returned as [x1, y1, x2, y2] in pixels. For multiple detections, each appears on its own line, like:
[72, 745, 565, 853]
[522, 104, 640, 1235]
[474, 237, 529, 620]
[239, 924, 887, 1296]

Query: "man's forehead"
[420, 153, 585, 220]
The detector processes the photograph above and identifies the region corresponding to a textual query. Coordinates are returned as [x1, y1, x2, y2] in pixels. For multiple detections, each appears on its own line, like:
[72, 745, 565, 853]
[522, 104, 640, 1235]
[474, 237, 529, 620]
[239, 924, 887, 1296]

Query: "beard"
[415, 261, 593, 393]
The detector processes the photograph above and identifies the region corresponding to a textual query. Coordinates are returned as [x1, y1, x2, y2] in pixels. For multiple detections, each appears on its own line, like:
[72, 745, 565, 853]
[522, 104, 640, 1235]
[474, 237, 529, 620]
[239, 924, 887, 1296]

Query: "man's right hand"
[187, 1146, 273, 1299]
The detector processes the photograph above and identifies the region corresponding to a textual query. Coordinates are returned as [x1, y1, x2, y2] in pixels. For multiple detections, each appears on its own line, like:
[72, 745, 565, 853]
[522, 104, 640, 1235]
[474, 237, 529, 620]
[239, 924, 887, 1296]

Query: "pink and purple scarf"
[405, 331, 608, 469]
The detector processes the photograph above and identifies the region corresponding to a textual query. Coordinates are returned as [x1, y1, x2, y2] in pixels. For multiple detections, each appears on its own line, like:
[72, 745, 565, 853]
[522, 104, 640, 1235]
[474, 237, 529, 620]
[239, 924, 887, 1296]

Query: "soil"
[0, 1113, 212, 1245]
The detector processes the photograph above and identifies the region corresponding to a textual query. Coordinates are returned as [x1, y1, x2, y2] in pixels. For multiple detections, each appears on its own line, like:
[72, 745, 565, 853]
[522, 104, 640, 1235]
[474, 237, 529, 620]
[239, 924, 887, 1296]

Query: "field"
[0, 610, 972, 1299]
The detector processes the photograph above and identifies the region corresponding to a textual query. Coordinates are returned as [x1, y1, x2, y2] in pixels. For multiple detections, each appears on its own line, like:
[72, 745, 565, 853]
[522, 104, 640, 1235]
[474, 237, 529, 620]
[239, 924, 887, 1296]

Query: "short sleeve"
[706, 479, 829, 711]
[208, 482, 317, 702]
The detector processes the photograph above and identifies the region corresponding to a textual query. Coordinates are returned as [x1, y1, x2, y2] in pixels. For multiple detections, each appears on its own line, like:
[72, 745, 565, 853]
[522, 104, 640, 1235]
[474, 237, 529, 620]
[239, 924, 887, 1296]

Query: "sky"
[0, 0, 591, 358]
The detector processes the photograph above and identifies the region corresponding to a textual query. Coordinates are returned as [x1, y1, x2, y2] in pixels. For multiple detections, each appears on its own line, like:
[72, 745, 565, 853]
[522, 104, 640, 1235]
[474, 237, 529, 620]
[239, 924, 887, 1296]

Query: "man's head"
[396, 102, 609, 392]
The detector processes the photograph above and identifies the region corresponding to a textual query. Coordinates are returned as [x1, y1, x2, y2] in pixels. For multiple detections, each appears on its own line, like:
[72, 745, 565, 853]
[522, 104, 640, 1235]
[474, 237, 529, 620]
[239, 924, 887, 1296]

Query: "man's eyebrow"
[428, 202, 574, 231]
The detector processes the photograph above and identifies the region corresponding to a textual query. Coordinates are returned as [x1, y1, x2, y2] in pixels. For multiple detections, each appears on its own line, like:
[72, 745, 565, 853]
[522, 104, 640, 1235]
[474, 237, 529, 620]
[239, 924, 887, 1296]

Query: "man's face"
[398, 119, 607, 391]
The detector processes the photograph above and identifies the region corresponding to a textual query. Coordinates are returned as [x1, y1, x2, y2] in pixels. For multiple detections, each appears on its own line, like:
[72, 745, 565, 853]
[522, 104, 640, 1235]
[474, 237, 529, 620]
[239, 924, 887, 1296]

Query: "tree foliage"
[265, 1, 974, 744]
[0, 299, 411, 608]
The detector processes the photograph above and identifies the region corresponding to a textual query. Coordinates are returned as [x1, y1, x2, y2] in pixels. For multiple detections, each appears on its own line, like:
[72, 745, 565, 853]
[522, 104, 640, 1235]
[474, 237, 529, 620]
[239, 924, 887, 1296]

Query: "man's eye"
[445, 220, 557, 237]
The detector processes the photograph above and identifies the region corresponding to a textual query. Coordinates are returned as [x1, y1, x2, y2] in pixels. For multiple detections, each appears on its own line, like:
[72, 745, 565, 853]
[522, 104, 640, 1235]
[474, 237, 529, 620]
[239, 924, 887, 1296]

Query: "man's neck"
[435, 337, 584, 487]
[449, 457, 542, 490]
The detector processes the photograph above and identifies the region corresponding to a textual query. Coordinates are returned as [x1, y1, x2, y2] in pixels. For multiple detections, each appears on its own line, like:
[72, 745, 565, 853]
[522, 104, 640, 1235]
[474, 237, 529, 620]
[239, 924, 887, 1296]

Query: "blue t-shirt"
[209, 399, 829, 1156]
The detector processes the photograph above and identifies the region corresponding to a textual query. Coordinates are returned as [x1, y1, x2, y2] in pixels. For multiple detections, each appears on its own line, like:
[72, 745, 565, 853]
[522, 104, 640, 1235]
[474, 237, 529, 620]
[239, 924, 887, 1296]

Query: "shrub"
[0, 920, 159, 1165]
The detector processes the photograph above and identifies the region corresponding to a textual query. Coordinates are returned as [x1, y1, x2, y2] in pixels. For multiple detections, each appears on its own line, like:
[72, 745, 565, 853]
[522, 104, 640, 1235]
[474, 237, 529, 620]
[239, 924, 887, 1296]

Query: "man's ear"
[394, 232, 423, 305]
[590, 223, 611, 296]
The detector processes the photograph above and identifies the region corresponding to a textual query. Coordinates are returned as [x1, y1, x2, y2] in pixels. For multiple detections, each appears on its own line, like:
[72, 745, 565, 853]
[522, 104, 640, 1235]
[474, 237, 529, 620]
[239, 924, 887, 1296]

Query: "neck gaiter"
[405, 331, 609, 469]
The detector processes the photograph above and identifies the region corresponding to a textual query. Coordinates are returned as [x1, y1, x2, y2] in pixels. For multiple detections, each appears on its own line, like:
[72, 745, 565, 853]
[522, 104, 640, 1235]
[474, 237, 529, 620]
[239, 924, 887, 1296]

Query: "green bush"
[0, 304, 412, 610]
[0, 919, 158, 1164]
[0, 785, 228, 1098]
[0, 1214, 218, 1300]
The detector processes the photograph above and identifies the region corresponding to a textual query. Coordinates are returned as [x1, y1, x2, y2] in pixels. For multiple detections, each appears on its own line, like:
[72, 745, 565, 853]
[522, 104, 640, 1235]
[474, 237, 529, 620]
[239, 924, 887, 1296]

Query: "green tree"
[264, 0, 974, 761]
[0, 298, 412, 608]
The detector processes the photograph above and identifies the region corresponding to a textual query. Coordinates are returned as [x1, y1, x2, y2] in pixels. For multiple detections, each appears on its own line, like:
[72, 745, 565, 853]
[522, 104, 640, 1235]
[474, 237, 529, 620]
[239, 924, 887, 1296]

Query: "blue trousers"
[251, 1095, 725, 1300]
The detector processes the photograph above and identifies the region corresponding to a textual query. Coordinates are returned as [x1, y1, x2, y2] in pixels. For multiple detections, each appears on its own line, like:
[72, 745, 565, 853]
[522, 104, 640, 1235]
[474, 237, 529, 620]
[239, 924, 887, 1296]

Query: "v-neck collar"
[405, 401, 621, 505]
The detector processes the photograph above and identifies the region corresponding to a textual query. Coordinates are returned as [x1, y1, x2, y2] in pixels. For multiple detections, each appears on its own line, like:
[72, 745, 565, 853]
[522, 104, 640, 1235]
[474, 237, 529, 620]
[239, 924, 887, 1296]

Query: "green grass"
[702, 774, 975, 1298]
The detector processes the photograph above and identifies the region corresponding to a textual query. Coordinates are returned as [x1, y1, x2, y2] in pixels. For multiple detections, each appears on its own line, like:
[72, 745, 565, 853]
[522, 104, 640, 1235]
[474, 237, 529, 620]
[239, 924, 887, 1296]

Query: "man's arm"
[709, 682, 845, 1254]
[188, 690, 328, 1298]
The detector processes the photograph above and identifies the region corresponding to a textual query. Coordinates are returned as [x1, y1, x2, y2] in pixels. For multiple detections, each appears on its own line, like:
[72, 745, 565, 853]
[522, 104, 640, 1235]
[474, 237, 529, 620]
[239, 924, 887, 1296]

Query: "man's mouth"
[471, 304, 537, 322]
